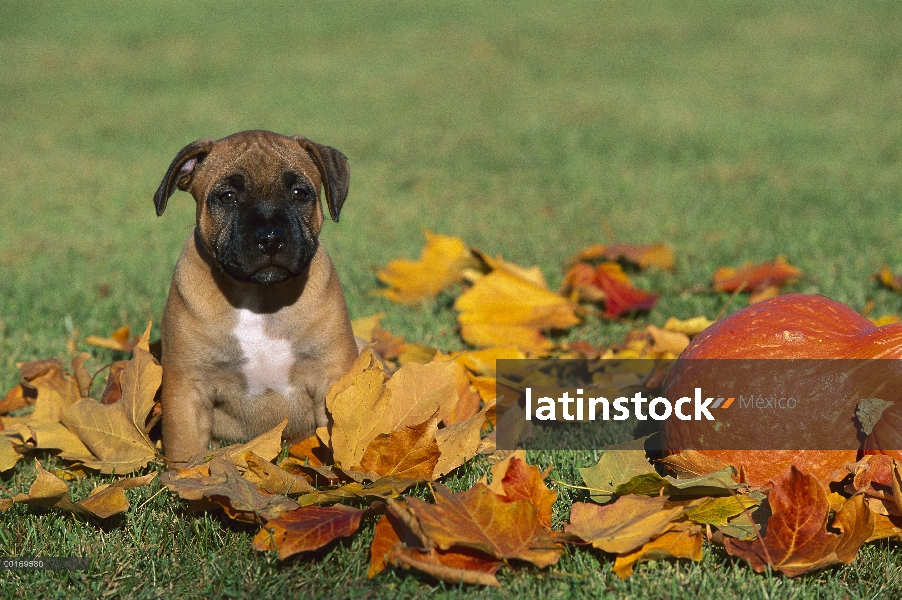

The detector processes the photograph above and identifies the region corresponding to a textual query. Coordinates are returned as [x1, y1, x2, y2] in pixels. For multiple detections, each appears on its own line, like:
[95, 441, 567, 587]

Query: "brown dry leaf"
[659, 450, 734, 479]
[294, 476, 417, 507]
[0, 436, 22, 472]
[196, 417, 288, 469]
[84, 324, 138, 352]
[61, 342, 160, 474]
[376, 230, 478, 304]
[868, 513, 902, 542]
[368, 512, 503, 585]
[440, 356, 483, 426]
[433, 399, 496, 479]
[162, 457, 299, 522]
[712, 256, 802, 293]
[725, 467, 874, 577]
[405, 482, 562, 567]
[392, 545, 503, 587]
[612, 522, 704, 579]
[253, 504, 368, 560]
[328, 352, 458, 469]
[565, 496, 685, 554]
[243, 452, 315, 495]
[99, 361, 129, 404]
[456, 269, 579, 354]
[358, 417, 441, 480]
[0, 459, 154, 517]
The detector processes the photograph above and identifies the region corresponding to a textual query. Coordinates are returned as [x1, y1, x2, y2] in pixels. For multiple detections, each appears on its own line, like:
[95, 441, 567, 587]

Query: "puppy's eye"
[292, 187, 311, 202]
[218, 190, 237, 204]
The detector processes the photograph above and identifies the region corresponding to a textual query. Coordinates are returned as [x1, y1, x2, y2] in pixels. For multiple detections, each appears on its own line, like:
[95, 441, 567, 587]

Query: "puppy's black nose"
[254, 227, 286, 256]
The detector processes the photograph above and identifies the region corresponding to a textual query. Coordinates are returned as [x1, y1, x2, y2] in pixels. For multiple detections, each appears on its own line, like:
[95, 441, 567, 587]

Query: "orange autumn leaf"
[725, 467, 874, 577]
[405, 482, 563, 567]
[455, 269, 580, 354]
[368, 513, 502, 586]
[376, 230, 479, 304]
[563, 262, 659, 318]
[712, 256, 801, 293]
[288, 434, 331, 467]
[357, 417, 441, 480]
[253, 504, 368, 560]
[486, 453, 556, 530]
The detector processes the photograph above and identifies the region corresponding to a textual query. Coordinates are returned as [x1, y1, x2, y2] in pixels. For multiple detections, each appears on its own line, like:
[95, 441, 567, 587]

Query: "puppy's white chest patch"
[233, 309, 294, 396]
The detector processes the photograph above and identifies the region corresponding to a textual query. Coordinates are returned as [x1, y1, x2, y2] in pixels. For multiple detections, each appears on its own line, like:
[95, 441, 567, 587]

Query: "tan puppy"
[153, 130, 358, 465]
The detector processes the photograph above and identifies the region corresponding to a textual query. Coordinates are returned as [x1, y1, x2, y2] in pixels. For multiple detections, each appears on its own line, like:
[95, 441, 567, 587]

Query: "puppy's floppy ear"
[153, 138, 215, 216]
[293, 136, 350, 222]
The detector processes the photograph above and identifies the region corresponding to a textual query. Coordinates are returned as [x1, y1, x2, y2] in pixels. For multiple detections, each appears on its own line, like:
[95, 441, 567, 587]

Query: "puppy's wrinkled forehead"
[196, 131, 321, 193]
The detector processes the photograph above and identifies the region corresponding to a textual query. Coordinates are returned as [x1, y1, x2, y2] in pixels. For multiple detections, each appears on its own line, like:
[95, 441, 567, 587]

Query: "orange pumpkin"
[662, 294, 902, 485]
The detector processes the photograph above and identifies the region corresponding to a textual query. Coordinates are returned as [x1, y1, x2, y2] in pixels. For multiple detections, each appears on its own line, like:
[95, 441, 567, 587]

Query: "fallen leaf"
[875, 266, 902, 292]
[491, 455, 556, 529]
[645, 325, 690, 355]
[163, 457, 299, 522]
[685, 495, 759, 527]
[328, 352, 458, 468]
[368, 512, 503, 585]
[405, 482, 562, 567]
[376, 230, 478, 304]
[659, 450, 733, 479]
[61, 343, 160, 474]
[0, 459, 155, 518]
[84, 325, 138, 352]
[712, 257, 801, 293]
[579, 440, 656, 503]
[662, 316, 714, 338]
[351, 312, 387, 340]
[565, 496, 685, 554]
[456, 269, 580, 354]
[392, 545, 502, 587]
[0, 437, 21, 472]
[288, 434, 331, 467]
[567, 243, 675, 271]
[724, 467, 875, 577]
[195, 417, 288, 468]
[253, 504, 367, 560]
[563, 262, 659, 318]
[243, 452, 315, 495]
[358, 417, 441, 480]
[433, 399, 495, 479]
[612, 522, 703, 578]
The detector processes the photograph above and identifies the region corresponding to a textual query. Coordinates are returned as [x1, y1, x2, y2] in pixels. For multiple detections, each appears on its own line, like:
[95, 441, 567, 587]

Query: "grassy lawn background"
[2, 1, 902, 597]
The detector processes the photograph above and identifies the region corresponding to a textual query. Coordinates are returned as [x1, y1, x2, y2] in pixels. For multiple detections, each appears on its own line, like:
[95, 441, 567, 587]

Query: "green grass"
[2, 0, 902, 597]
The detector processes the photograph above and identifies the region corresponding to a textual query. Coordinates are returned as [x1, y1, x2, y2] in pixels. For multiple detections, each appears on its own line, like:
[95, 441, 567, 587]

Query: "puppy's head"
[154, 130, 349, 285]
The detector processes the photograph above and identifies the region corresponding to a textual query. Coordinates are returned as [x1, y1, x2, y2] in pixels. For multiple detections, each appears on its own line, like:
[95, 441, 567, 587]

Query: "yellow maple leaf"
[455, 270, 579, 354]
[376, 231, 478, 304]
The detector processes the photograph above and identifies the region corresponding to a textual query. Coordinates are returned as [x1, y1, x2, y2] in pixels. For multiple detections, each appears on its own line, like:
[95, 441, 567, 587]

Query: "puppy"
[153, 130, 358, 465]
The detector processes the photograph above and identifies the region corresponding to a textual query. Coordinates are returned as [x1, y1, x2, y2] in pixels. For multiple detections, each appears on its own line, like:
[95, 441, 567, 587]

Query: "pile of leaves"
[2, 231, 901, 586]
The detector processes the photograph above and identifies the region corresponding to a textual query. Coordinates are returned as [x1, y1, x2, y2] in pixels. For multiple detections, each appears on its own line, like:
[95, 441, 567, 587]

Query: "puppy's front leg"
[161, 373, 213, 467]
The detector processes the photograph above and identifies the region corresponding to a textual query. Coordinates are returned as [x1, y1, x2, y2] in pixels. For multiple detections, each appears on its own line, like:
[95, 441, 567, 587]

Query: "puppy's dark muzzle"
[255, 227, 287, 256]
